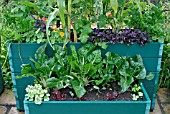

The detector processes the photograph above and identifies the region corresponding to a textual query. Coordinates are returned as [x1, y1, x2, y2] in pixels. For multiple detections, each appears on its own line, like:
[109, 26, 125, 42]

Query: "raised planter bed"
[0, 64, 4, 94]
[8, 42, 163, 110]
[24, 82, 150, 114]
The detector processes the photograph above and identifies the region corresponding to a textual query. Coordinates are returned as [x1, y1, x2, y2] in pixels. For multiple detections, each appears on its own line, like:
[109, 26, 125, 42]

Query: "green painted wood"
[11, 73, 34, 86]
[24, 83, 150, 114]
[150, 97, 157, 111]
[12, 73, 34, 110]
[8, 42, 163, 110]
[9, 58, 162, 73]
[9, 42, 163, 58]
[15, 98, 25, 111]
[0, 65, 4, 94]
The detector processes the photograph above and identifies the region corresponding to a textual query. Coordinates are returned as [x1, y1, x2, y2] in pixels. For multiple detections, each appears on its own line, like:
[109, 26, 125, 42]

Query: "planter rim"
[24, 82, 151, 104]
[8, 42, 163, 45]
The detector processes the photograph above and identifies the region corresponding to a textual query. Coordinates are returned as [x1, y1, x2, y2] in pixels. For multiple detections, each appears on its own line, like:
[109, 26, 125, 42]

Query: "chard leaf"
[46, 77, 59, 88]
[94, 79, 104, 85]
[56, 80, 64, 90]
[78, 34, 89, 44]
[87, 50, 102, 64]
[97, 42, 108, 50]
[35, 44, 47, 60]
[120, 76, 134, 92]
[146, 72, 154, 80]
[54, 44, 67, 66]
[135, 67, 146, 79]
[21, 64, 34, 76]
[71, 79, 86, 98]
[78, 44, 95, 64]
[70, 45, 79, 62]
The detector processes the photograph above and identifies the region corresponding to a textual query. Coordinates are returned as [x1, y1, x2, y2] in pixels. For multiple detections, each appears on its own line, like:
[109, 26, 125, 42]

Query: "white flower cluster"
[25, 84, 50, 104]
[132, 92, 143, 100]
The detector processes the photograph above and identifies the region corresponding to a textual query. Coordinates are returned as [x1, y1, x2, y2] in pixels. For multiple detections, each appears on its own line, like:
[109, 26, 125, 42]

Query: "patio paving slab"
[0, 89, 15, 105]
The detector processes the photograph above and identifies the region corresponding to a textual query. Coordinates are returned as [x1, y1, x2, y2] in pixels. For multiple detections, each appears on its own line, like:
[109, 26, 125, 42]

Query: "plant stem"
[68, 0, 72, 41]
[73, 29, 78, 42]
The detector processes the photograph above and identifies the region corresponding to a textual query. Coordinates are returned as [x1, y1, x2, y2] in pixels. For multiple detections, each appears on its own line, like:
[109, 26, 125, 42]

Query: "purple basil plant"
[88, 28, 150, 46]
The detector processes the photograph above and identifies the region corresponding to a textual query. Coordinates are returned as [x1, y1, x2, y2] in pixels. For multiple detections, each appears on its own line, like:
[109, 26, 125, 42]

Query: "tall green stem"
[68, 0, 72, 41]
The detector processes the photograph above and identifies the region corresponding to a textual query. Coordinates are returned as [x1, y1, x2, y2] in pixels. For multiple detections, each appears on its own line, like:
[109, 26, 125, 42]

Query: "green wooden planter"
[0, 65, 4, 94]
[8, 42, 163, 110]
[24, 82, 150, 114]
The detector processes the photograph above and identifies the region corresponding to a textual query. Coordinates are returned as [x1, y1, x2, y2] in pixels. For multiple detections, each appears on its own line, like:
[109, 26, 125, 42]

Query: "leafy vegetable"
[88, 28, 150, 46]
[21, 43, 154, 98]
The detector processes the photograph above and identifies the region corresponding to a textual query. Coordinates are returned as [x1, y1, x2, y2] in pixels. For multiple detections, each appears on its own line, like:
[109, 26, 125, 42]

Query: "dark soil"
[50, 82, 141, 101]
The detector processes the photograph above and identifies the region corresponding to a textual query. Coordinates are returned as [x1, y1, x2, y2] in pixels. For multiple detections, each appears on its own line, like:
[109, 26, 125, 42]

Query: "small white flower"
[46, 94, 50, 97]
[138, 92, 143, 97]
[40, 94, 44, 98]
[44, 89, 48, 94]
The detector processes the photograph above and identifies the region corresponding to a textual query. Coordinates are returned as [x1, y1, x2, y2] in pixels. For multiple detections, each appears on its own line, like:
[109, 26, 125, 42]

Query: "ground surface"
[0, 88, 170, 114]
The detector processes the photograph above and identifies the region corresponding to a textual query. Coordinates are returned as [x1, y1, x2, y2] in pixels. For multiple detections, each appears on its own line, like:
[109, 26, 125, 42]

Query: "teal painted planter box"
[24, 83, 150, 114]
[8, 42, 163, 110]
[0, 65, 4, 94]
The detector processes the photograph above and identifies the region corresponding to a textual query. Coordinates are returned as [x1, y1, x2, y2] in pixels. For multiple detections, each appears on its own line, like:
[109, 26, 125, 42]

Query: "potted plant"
[1, 0, 165, 110]
[21, 44, 153, 114]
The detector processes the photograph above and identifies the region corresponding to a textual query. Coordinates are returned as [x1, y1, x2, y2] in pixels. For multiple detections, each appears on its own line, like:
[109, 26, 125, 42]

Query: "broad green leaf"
[97, 42, 108, 50]
[70, 45, 79, 61]
[120, 76, 134, 92]
[135, 67, 146, 79]
[72, 0, 80, 4]
[81, 26, 92, 35]
[46, 77, 58, 88]
[78, 34, 89, 44]
[135, 0, 143, 18]
[146, 72, 154, 80]
[136, 54, 143, 65]
[94, 79, 104, 85]
[21, 64, 34, 75]
[87, 50, 102, 64]
[20, 1, 45, 14]
[158, 36, 164, 43]
[119, 68, 129, 77]
[78, 44, 95, 59]
[57, 0, 66, 28]
[71, 79, 86, 98]
[118, 0, 125, 6]
[46, 8, 59, 49]
[10, 13, 23, 17]
[56, 81, 65, 90]
[110, 0, 118, 16]
[35, 44, 47, 59]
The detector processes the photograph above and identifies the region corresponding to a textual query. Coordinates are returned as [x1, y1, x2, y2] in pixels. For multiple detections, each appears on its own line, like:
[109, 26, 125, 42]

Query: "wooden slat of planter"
[141, 72, 159, 87]
[9, 42, 163, 59]
[0, 65, 4, 94]
[15, 98, 25, 111]
[103, 42, 163, 58]
[11, 73, 34, 86]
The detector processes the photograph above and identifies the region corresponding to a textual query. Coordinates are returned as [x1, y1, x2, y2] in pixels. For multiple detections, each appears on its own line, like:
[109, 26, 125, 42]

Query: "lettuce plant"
[25, 84, 50, 104]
